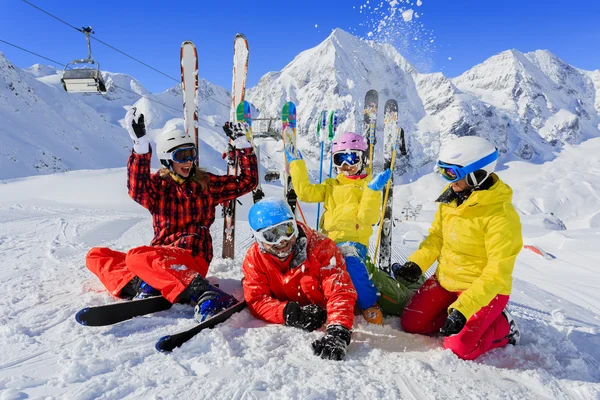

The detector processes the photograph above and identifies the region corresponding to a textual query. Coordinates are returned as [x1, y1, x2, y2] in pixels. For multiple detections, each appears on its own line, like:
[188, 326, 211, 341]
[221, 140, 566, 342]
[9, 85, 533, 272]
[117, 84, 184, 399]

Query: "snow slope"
[1, 138, 599, 399]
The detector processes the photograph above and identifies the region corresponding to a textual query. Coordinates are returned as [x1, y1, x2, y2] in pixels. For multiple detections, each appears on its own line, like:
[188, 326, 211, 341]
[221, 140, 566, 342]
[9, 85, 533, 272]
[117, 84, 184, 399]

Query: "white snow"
[0, 136, 599, 398]
[0, 27, 599, 399]
[402, 9, 414, 22]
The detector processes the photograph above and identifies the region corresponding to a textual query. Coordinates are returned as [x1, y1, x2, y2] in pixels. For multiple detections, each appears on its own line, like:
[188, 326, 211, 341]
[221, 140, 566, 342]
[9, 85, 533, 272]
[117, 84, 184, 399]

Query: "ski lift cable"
[0, 38, 222, 127]
[0, 38, 66, 67]
[20, 0, 232, 110]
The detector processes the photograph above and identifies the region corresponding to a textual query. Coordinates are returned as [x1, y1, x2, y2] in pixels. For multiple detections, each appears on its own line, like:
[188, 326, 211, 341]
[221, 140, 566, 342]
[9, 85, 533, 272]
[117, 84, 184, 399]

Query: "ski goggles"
[254, 220, 298, 245]
[436, 149, 499, 183]
[168, 146, 198, 163]
[332, 151, 362, 167]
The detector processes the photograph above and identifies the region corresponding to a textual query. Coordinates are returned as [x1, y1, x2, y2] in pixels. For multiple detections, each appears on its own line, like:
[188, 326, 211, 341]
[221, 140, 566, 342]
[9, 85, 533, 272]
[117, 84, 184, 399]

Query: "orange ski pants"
[86, 245, 209, 303]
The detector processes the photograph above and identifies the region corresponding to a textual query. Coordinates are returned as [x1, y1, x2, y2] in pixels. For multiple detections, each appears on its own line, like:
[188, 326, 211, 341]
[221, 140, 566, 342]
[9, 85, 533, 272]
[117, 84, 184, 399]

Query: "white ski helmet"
[437, 136, 498, 187]
[156, 128, 195, 167]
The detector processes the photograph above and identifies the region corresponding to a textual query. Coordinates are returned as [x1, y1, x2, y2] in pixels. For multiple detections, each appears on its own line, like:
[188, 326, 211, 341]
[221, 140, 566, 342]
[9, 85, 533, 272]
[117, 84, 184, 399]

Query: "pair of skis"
[75, 296, 247, 352]
[222, 34, 251, 260]
[362, 90, 408, 272]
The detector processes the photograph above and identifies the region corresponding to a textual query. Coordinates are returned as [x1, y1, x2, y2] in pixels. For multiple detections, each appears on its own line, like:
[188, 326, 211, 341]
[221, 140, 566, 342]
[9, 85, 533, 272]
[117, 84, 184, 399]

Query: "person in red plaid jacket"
[85, 107, 258, 322]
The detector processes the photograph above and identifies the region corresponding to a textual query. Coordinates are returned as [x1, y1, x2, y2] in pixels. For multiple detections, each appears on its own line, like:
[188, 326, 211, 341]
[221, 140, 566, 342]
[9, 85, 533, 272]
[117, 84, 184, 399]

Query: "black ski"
[75, 296, 172, 327]
[363, 89, 379, 175]
[378, 99, 399, 272]
[155, 300, 247, 352]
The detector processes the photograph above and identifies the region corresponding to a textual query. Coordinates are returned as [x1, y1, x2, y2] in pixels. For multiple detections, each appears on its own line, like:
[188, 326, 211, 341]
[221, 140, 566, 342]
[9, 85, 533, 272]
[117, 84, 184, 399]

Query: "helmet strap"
[467, 170, 490, 188]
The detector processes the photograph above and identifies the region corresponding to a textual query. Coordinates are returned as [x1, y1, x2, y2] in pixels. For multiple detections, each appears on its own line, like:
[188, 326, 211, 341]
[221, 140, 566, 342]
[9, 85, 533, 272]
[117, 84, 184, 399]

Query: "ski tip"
[155, 335, 174, 353]
[75, 308, 90, 325]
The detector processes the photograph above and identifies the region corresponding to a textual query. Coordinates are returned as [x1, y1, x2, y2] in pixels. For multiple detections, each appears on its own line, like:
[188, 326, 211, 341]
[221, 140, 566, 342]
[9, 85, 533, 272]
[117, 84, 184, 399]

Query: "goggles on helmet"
[332, 150, 362, 168]
[254, 220, 298, 245]
[436, 149, 499, 183]
[167, 146, 198, 163]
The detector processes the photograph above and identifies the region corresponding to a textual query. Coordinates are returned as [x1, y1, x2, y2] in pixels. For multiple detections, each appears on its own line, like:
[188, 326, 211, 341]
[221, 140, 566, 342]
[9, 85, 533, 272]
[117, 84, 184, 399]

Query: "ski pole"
[373, 127, 403, 264]
[327, 110, 338, 179]
[296, 202, 308, 225]
[315, 110, 328, 230]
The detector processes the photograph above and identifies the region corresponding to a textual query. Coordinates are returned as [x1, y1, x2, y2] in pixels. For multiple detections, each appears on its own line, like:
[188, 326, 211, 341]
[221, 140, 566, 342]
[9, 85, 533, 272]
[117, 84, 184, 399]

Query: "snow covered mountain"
[247, 29, 600, 177]
[1, 29, 599, 182]
[0, 52, 231, 180]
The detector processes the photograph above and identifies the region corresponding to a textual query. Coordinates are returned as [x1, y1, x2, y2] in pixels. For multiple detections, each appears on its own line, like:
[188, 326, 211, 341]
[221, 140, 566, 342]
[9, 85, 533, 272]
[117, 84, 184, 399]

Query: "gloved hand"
[367, 169, 391, 191]
[284, 145, 303, 162]
[223, 122, 251, 149]
[125, 107, 149, 154]
[311, 324, 352, 361]
[392, 261, 422, 284]
[440, 309, 467, 336]
[284, 302, 327, 332]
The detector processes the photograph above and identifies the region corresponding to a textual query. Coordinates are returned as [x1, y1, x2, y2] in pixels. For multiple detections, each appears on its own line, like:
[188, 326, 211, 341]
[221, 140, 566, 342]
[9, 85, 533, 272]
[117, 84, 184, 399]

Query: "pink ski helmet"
[332, 132, 368, 153]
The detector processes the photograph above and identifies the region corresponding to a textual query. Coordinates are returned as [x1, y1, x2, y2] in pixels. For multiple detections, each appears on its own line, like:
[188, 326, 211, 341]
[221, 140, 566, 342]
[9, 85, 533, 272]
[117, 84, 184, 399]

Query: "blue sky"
[1, 0, 599, 93]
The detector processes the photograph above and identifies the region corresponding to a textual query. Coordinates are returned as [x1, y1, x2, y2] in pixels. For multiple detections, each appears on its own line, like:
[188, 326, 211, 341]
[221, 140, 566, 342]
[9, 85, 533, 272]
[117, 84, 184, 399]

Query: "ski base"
[155, 300, 247, 352]
[75, 296, 172, 327]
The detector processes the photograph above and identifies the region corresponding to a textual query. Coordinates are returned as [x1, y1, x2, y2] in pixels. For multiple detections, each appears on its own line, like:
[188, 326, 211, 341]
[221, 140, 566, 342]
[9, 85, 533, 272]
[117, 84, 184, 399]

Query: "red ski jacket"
[127, 147, 258, 264]
[242, 223, 357, 330]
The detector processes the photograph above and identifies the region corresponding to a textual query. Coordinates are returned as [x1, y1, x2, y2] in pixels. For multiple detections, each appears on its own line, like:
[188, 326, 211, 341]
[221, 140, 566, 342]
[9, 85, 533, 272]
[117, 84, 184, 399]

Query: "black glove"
[222, 122, 246, 140]
[311, 324, 351, 361]
[440, 309, 467, 336]
[131, 114, 146, 138]
[392, 261, 422, 284]
[284, 302, 327, 332]
[125, 107, 146, 139]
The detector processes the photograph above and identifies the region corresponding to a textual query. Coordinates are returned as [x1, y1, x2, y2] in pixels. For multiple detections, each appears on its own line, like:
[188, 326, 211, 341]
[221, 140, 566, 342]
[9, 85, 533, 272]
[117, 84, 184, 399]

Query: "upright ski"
[376, 99, 399, 272]
[75, 296, 172, 327]
[363, 90, 379, 175]
[222, 34, 249, 259]
[282, 102, 299, 214]
[180, 41, 199, 159]
[237, 100, 264, 203]
[155, 300, 247, 352]
[326, 110, 339, 179]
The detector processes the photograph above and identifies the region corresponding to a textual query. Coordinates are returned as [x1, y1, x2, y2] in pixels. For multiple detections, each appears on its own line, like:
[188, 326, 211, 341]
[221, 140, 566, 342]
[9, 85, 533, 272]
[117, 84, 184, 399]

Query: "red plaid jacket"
[127, 147, 258, 263]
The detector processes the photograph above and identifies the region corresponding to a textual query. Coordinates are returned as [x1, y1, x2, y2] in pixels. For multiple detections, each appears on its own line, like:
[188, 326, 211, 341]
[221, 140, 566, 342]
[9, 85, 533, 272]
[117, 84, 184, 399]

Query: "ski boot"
[502, 309, 521, 345]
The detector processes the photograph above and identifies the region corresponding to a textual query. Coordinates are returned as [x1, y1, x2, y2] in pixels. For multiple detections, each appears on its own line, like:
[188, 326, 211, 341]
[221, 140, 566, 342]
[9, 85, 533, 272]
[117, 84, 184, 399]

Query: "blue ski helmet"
[248, 197, 295, 232]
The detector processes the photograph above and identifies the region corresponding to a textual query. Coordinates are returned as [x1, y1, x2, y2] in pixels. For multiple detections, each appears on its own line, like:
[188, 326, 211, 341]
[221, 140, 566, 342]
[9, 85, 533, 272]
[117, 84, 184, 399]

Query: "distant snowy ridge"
[1, 28, 599, 181]
[247, 29, 600, 176]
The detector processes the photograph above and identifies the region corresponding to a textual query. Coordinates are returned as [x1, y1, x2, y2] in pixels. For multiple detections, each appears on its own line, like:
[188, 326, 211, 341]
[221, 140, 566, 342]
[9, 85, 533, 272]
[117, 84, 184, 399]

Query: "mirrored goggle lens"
[438, 166, 458, 181]
[260, 221, 296, 244]
[172, 147, 197, 163]
[333, 152, 361, 167]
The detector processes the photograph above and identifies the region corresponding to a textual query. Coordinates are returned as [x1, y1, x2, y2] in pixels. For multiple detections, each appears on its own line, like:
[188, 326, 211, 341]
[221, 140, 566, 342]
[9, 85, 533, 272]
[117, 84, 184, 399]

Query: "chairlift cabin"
[61, 27, 107, 94]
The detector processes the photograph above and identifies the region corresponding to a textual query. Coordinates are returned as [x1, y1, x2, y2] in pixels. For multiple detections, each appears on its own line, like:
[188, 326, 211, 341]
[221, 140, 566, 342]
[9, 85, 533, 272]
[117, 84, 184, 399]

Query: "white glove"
[232, 136, 251, 149]
[124, 107, 150, 154]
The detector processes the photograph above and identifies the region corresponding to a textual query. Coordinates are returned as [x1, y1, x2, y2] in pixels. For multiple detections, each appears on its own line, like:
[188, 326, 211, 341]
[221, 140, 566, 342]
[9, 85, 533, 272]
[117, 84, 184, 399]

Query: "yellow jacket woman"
[394, 135, 522, 360]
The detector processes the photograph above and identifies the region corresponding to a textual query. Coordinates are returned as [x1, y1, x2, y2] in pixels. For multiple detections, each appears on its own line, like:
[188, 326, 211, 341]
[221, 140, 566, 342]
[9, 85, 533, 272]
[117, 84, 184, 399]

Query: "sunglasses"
[254, 220, 298, 245]
[170, 146, 198, 163]
[332, 151, 362, 167]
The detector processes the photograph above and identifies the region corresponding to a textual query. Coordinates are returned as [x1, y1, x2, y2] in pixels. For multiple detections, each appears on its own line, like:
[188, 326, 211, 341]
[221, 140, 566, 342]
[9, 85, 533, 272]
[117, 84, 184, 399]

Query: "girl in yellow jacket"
[392, 136, 522, 360]
[285, 132, 393, 324]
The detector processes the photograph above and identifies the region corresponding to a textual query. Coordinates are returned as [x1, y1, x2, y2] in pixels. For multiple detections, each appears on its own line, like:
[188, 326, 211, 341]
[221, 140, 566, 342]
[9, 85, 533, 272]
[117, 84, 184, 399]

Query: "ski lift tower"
[61, 26, 107, 94]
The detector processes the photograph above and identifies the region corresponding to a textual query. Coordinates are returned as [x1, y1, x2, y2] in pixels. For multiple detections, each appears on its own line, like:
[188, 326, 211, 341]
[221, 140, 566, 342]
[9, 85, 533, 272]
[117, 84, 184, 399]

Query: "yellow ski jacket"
[408, 174, 523, 319]
[289, 160, 382, 246]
